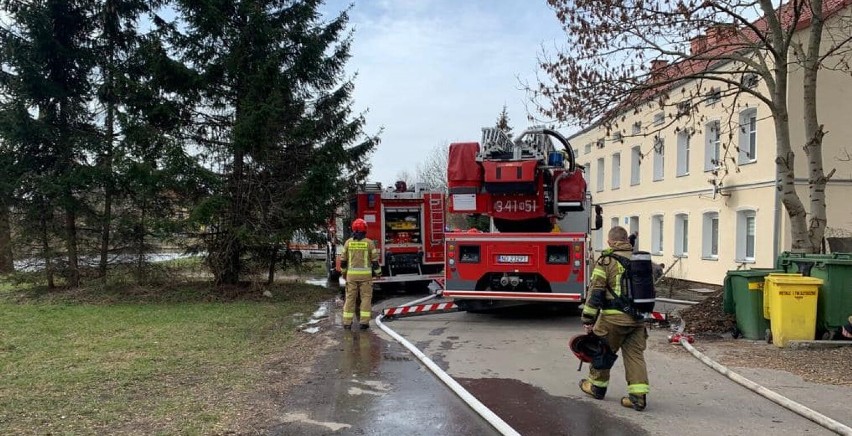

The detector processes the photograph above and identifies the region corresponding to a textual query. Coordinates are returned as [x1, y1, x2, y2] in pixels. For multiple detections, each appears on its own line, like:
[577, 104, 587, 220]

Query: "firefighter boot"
[621, 394, 647, 411]
[579, 379, 606, 400]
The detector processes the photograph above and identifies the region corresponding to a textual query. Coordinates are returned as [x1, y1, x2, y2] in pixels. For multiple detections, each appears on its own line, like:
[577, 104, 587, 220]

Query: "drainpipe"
[773, 177, 781, 263]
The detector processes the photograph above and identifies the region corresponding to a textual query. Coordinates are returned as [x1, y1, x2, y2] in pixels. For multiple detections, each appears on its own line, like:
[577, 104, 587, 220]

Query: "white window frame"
[676, 130, 690, 177]
[611, 217, 620, 232]
[736, 209, 757, 262]
[653, 137, 665, 181]
[705, 87, 721, 106]
[674, 213, 689, 257]
[585, 143, 592, 154]
[651, 214, 664, 255]
[632, 122, 642, 135]
[702, 212, 720, 260]
[739, 109, 757, 164]
[611, 152, 621, 190]
[630, 145, 641, 186]
[596, 157, 605, 192]
[653, 112, 665, 126]
[593, 227, 604, 251]
[704, 120, 721, 171]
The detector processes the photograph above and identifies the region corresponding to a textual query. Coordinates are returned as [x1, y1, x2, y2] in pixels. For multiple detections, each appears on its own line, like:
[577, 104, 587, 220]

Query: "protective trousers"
[587, 316, 649, 395]
[343, 278, 373, 327]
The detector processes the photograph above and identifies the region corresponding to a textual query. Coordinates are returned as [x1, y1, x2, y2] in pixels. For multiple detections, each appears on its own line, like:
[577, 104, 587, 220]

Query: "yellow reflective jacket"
[342, 237, 378, 281]
[582, 241, 641, 326]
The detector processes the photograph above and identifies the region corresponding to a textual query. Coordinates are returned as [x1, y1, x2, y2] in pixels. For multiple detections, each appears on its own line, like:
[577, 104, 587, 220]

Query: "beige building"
[567, 6, 852, 286]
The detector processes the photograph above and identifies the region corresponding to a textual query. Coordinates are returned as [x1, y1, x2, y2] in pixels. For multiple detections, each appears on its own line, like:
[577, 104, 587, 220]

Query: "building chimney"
[690, 35, 707, 55]
[706, 24, 737, 47]
[651, 60, 669, 71]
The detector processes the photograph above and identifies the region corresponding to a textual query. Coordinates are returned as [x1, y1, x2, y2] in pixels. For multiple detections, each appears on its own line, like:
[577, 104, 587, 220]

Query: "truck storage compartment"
[384, 209, 421, 245]
[482, 160, 538, 195]
[557, 169, 586, 209]
[447, 142, 483, 194]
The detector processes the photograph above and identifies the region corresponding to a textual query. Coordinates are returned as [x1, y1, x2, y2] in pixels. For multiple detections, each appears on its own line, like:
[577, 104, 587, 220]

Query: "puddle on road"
[339, 330, 383, 377]
[458, 378, 649, 436]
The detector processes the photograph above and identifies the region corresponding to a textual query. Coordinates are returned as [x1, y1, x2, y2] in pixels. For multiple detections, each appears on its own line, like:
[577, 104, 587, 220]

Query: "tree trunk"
[99, 87, 115, 277]
[267, 243, 278, 285]
[802, 0, 829, 254]
[0, 203, 14, 274]
[219, 149, 245, 285]
[136, 201, 146, 280]
[40, 201, 55, 288]
[65, 207, 80, 287]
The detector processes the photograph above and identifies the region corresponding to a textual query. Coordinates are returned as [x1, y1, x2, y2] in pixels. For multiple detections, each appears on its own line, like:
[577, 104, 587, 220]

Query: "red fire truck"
[443, 127, 602, 311]
[328, 181, 446, 287]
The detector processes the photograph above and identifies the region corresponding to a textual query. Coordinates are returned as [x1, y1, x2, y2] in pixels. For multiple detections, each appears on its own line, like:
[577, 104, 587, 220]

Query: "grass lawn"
[0, 276, 336, 435]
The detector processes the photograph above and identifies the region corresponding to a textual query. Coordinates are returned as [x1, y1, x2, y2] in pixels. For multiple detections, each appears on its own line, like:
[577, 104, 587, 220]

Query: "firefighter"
[579, 225, 649, 411]
[340, 218, 380, 330]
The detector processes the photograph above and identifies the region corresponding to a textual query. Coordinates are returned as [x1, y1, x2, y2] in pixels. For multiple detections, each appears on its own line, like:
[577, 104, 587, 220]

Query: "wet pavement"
[273, 328, 497, 435]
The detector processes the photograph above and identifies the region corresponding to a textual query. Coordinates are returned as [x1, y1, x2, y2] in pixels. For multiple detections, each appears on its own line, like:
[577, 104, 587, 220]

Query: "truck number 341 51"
[493, 200, 538, 213]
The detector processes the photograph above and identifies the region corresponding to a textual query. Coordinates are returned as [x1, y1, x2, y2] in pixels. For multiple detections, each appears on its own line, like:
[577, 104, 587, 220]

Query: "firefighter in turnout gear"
[579, 226, 650, 411]
[340, 219, 380, 330]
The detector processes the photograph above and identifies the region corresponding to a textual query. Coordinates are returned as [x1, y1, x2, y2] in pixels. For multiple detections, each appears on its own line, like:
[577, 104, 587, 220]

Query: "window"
[704, 120, 720, 171]
[596, 158, 605, 192]
[705, 87, 721, 106]
[742, 73, 759, 88]
[675, 214, 689, 256]
[593, 227, 604, 251]
[632, 122, 642, 135]
[651, 215, 664, 254]
[653, 112, 665, 126]
[736, 210, 757, 261]
[613, 132, 623, 143]
[611, 152, 621, 190]
[739, 109, 757, 164]
[653, 138, 665, 181]
[585, 143, 592, 154]
[596, 138, 605, 149]
[573, 148, 579, 158]
[676, 101, 691, 118]
[702, 212, 720, 259]
[611, 217, 619, 230]
[631, 146, 642, 185]
[677, 130, 690, 176]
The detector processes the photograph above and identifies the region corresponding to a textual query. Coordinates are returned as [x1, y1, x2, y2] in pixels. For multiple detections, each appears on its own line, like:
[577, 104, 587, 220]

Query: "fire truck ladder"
[429, 196, 444, 246]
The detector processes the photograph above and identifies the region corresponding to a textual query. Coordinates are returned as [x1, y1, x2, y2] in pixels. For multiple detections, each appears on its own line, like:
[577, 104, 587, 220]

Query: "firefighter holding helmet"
[340, 218, 380, 330]
[578, 225, 650, 411]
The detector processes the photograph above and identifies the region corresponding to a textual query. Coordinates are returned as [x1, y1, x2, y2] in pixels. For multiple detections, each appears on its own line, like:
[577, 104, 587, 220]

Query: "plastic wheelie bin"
[762, 273, 822, 347]
[722, 269, 779, 340]
[776, 252, 852, 338]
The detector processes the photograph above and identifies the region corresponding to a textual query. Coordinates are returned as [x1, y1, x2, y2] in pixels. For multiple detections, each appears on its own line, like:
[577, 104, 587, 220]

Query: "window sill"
[674, 254, 688, 258]
[701, 256, 719, 261]
[739, 159, 757, 166]
[630, 182, 640, 186]
[653, 178, 664, 182]
[676, 172, 689, 178]
[735, 259, 756, 264]
[612, 186, 620, 191]
[651, 252, 664, 256]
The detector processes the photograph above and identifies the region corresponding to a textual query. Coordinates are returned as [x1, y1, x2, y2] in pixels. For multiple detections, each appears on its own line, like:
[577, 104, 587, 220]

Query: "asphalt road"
[277, 289, 850, 435]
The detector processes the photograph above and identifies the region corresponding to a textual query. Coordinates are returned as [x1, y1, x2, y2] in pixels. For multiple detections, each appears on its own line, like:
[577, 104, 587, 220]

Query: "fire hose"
[375, 293, 522, 436]
[676, 324, 852, 435]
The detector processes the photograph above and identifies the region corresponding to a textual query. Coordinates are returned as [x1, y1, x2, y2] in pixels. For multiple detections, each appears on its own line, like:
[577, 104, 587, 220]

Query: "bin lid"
[765, 273, 824, 285]
[726, 269, 782, 278]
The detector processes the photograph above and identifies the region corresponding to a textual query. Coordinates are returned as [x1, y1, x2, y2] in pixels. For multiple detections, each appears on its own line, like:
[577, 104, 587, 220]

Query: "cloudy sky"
[321, 0, 569, 187]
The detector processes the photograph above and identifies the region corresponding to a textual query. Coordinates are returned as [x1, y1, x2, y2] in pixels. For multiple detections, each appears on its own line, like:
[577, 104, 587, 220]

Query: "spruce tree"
[0, 0, 98, 287]
[170, 0, 376, 284]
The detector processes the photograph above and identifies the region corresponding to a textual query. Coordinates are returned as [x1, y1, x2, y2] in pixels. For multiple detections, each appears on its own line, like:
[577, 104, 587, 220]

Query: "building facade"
[567, 6, 852, 286]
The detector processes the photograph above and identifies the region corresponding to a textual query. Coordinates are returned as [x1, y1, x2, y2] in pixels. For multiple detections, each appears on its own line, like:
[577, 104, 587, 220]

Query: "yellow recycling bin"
[763, 273, 822, 347]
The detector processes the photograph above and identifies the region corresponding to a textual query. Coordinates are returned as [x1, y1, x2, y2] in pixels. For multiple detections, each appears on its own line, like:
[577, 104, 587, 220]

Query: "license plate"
[497, 255, 529, 264]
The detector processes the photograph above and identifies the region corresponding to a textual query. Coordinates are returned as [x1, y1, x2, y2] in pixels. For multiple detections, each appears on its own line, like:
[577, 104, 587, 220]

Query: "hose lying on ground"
[375, 293, 522, 436]
[678, 333, 852, 435]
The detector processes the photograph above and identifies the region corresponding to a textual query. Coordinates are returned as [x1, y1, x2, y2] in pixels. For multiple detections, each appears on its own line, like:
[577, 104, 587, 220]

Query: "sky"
[321, 0, 569, 187]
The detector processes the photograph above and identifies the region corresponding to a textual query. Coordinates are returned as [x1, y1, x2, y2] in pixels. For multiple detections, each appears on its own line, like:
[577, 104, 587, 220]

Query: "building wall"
[569, 6, 852, 286]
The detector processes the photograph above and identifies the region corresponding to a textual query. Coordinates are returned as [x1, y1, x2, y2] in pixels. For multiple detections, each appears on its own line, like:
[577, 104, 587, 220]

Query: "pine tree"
[496, 104, 513, 137]
[0, 0, 98, 287]
[170, 0, 376, 284]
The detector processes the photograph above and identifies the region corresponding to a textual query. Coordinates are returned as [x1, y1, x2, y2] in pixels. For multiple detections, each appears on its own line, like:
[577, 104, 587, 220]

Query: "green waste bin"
[723, 269, 780, 340]
[776, 252, 852, 338]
